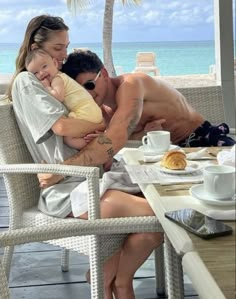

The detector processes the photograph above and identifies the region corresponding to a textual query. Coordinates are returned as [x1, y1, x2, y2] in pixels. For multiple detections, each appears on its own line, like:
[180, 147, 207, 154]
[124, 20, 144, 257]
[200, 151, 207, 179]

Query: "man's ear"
[31, 43, 38, 50]
[101, 67, 108, 78]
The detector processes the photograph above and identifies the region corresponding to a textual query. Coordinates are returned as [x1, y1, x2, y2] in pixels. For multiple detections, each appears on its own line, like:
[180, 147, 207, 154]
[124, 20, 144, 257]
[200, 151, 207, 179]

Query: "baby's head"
[25, 49, 58, 81]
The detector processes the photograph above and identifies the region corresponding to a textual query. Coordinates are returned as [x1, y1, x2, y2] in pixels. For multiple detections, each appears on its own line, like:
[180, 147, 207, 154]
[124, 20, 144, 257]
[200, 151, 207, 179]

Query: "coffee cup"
[203, 165, 235, 200]
[142, 131, 170, 152]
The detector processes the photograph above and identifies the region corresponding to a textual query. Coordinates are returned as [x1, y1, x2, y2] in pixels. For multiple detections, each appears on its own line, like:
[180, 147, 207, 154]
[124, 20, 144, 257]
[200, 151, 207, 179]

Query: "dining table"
[122, 146, 235, 299]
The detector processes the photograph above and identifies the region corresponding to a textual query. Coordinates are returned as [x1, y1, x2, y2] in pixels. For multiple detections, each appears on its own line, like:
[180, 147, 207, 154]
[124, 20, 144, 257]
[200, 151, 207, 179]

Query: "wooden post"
[214, 0, 236, 127]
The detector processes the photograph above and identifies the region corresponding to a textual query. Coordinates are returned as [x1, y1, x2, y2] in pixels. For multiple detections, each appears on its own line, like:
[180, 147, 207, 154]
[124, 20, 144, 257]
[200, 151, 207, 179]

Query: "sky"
[0, 0, 235, 44]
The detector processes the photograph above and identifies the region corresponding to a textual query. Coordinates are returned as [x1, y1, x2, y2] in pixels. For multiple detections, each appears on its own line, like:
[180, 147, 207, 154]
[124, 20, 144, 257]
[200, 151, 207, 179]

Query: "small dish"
[138, 144, 180, 156]
[190, 184, 236, 206]
[155, 161, 201, 174]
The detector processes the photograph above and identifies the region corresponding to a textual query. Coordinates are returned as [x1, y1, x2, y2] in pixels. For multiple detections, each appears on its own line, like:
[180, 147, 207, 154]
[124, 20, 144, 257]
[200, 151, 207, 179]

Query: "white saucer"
[190, 184, 236, 206]
[155, 161, 201, 174]
[138, 144, 180, 156]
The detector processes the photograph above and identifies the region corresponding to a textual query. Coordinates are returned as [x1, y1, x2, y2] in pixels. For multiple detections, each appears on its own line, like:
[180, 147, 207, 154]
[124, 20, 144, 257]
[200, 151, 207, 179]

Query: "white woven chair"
[177, 85, 235, 137]
[0, 218, 165, 299]
[0, 103, 164, 299]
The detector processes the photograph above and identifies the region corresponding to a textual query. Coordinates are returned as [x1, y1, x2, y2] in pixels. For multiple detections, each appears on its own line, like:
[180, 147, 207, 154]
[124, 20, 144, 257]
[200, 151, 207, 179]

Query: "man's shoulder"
[116, 73, 148, 87]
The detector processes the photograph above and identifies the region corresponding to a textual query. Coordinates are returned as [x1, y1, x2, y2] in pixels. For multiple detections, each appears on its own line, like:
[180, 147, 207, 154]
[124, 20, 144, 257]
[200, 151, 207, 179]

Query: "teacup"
[142, 131, 170, 152]
[203, 165, 235, 200]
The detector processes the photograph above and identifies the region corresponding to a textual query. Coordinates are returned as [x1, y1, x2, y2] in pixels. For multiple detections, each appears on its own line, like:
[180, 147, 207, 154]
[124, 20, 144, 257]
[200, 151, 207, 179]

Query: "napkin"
[71, 159, 140, 217]
[143, 148, 208, 162]
[206, 209, 236, 220]
[217, 145, 236, 167]
[186, 148, 208, 160]
[143, 154, 164, 163]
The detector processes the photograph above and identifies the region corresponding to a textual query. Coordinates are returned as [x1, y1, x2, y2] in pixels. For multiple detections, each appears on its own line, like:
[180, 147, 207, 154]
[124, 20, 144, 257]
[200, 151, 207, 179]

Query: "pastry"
[161, 150, 187, 170]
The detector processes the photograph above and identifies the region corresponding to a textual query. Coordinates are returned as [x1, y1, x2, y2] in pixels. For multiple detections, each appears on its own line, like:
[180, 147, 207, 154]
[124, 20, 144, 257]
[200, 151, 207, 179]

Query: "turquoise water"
[0, 40, 232, 75]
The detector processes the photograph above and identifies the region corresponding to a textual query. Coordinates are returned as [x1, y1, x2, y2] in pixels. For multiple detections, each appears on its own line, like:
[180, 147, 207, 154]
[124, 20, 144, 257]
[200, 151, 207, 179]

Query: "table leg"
[154, 244, 166, 297]
[164, 235, 185, 299]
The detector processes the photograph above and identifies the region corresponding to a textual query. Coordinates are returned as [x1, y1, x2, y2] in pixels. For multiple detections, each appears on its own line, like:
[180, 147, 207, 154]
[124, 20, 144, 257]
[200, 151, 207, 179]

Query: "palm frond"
[66, 0, 93, 15]
[120, 0, 141, 6]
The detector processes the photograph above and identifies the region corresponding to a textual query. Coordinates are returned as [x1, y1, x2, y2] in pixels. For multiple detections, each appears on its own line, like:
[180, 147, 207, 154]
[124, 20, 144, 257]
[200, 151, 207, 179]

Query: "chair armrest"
[0, 163, 100, 178]
[0, 216, 162, 247]
[0, 163, 100, 219]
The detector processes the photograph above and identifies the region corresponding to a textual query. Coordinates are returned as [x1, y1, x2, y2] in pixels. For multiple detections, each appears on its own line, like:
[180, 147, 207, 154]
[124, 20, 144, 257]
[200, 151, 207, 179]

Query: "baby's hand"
[37, 160, 64, 189]
[41, 78, 51, 89]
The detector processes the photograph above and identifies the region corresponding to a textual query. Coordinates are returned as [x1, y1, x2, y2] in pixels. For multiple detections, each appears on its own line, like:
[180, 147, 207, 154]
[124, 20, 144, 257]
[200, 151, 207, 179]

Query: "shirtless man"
[62, 50, 235, 147]
[39, 50, 235, 188]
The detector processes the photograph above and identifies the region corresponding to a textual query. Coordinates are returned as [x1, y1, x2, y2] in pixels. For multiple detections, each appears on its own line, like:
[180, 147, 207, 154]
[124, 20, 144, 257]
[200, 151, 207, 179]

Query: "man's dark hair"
[62, 50, 104, 79]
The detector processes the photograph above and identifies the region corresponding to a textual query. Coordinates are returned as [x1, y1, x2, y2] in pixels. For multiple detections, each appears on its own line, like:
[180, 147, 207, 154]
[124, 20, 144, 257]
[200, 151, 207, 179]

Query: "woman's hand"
[144, 119, 166, 133]
[83, 130, 104, 143]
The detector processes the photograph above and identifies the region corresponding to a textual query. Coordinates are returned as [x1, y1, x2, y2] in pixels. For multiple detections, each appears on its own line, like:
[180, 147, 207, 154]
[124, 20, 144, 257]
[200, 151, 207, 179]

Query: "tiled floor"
[0, 176, 199, 298]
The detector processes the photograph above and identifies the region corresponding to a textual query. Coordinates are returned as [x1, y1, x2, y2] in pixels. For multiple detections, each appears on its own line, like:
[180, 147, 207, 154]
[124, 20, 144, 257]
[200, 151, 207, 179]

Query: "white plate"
[190, 184, 236, 206]
[138, 144, 180, 156]
[155, 160, 201, 174]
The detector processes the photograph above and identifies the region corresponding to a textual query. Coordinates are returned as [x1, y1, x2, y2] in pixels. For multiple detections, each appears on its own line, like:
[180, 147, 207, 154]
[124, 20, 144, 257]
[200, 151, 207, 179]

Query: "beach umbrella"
[66, 0, 141, 77]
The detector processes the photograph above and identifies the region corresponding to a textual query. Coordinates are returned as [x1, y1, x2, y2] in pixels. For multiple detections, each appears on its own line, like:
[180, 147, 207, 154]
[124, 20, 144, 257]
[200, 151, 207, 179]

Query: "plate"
[155, 161, 201, 174]
[138, 144, 180, 156]
[190, 184, 236, 206]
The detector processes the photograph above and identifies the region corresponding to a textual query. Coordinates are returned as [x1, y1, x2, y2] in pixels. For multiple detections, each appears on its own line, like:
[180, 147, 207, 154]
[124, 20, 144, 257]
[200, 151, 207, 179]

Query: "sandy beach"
[160, 73, 218, 88]
[1, 73, 235, 97]
[0, 73, 218, 94]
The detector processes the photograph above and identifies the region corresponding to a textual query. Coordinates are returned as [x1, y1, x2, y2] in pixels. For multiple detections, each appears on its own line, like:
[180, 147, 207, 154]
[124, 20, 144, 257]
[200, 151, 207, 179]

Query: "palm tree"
[66, 0, 141, 76]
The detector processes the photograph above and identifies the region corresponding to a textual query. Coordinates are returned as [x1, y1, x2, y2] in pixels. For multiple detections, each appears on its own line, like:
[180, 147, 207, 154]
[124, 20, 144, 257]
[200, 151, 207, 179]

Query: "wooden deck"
[0, 176, 199, 298]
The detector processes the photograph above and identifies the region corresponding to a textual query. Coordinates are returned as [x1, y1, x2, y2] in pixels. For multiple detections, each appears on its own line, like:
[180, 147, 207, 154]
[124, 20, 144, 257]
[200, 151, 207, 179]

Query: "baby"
[25, 48, 105, 149]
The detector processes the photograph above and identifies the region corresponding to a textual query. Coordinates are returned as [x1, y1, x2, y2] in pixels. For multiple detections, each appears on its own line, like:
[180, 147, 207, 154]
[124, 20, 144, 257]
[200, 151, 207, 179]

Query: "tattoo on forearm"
[107, 147, 114, 158]
[127, 98, 142, 136]
[127, 118, 137, 136]
[97, 134, 114, 158]
[97, 134, 112, 144]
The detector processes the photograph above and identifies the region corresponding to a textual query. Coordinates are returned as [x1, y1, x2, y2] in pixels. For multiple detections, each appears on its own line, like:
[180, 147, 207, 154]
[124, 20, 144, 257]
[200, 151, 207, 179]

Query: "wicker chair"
[0, 103, 164, 299]
[177, 85, 235, 137]
[0, 219, 165, 299]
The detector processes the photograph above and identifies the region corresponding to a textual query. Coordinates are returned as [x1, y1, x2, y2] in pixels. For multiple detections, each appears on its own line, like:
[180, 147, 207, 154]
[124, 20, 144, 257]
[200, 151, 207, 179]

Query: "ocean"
[0, 40, 220, 75]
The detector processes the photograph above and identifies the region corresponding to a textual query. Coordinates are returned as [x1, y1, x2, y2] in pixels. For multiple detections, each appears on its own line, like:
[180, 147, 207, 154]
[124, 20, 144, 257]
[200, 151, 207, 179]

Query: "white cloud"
[0, 0, 220, 43]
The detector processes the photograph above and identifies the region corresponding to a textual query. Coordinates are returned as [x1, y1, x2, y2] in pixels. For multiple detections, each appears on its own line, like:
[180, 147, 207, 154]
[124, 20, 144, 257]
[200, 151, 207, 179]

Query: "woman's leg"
[113, 232, 163, 299]
[78, 190, 163, 299]
[99, 190, 163, 299]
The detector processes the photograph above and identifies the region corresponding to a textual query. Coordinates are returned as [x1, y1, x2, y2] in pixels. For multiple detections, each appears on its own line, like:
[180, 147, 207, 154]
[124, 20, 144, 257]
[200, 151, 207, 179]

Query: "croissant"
[161, 151, 187, 170]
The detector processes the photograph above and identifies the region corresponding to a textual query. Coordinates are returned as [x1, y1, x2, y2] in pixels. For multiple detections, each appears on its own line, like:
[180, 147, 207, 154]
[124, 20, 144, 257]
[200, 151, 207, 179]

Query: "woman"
[8, 15, 163, 299]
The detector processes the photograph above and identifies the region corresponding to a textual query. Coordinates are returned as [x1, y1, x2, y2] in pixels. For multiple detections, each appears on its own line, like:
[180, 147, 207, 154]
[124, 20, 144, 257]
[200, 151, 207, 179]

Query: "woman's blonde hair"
[7, 15, 69, 101]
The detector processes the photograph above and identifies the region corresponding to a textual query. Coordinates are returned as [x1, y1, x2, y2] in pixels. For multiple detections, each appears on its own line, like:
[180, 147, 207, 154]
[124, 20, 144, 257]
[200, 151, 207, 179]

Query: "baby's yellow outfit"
[56, 72, 103, 123]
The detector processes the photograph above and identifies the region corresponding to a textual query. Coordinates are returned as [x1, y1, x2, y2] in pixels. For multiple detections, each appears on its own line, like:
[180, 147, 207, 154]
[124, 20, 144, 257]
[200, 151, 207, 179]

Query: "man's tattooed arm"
[97, 134, 114, 158]
[127, 98, 142, 137]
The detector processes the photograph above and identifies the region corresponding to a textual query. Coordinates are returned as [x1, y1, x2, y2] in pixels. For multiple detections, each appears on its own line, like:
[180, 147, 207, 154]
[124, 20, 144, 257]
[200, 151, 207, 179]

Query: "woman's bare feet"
[113, 280, 135, 299]
[85, 249, 121, 299]
[86, 269, 114, 299]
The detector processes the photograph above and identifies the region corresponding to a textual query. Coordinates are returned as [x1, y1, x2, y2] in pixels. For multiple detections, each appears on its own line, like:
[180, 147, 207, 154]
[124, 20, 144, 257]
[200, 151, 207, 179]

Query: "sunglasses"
[83, 71, 101, 90]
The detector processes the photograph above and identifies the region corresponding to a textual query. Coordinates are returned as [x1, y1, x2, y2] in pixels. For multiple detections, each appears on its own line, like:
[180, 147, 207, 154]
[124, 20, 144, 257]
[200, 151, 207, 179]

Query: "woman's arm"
[52, 117, 105, 138]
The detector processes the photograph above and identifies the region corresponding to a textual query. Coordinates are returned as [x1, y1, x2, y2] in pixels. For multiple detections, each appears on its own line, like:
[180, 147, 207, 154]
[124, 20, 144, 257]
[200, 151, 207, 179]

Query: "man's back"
[114, 73, 204, 144]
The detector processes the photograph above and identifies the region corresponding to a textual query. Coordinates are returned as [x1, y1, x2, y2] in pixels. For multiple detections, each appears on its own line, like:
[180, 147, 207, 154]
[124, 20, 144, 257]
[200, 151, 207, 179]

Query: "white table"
[123, 148, 235, 299]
